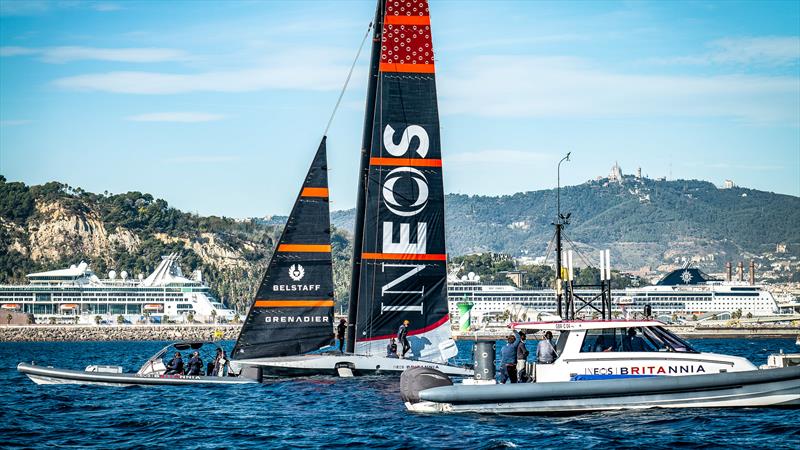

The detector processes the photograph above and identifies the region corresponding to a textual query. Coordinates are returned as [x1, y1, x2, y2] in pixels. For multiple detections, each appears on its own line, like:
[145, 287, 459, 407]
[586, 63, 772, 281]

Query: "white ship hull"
[234, 353, 473, 378]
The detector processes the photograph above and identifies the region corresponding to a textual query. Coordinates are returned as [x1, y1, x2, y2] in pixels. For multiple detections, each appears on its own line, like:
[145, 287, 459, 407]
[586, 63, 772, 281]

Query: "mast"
[346, 1, 384, 353]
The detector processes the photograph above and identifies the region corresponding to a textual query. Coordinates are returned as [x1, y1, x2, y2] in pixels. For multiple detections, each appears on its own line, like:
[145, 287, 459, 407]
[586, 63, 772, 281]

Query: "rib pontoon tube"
[18, 363, 258, 386]
[413, 366, 800, 413]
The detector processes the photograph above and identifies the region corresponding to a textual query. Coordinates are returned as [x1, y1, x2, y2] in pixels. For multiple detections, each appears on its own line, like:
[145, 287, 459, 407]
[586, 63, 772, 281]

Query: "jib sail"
[351, 0, 457, 363]
[232, 137, 334, 359]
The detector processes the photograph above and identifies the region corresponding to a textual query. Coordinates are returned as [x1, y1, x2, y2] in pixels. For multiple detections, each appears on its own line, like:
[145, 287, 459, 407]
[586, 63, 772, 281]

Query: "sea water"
[1, 338, 797, 449]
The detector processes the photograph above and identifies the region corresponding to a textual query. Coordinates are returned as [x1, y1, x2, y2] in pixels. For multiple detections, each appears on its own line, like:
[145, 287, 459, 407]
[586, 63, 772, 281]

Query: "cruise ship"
[0, 253, 236, 324]
[448, 267, 784, 328]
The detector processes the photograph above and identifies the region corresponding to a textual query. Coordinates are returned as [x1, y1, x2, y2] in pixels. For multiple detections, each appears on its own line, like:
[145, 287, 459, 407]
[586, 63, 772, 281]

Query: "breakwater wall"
[0, 324, 243, 342]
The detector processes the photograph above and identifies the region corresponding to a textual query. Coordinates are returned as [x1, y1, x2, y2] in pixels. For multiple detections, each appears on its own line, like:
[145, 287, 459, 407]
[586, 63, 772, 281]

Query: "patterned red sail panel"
[380, 0, 434, 73]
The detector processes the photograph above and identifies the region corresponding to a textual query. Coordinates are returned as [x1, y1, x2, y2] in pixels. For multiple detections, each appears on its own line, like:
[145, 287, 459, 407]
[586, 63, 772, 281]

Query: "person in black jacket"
[186, 351, 203, 376]
[516, 331, 530, 382]
[397, 320, 410, 358]
[336, 318, 347, 353]
[165, 352, 184, 375]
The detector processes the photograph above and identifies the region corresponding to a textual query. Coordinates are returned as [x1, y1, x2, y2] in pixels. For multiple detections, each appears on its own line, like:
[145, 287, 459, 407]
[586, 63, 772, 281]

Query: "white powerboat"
[18, 341, 259, 386]
[402, 320, 800, 413]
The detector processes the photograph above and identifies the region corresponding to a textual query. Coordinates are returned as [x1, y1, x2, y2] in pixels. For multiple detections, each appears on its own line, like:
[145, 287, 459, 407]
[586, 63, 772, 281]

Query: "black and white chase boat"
[230, 0, 471, 378]
[18, 341, 258, 386]
[401, 320, 800, 414]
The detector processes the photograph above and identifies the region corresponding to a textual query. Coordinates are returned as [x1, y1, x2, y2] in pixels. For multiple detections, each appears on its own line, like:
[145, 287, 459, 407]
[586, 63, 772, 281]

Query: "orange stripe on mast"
[379, 62, 435, 74]
[384, 15, 430, 26]
[361, 253, 447, 261]
[370, 157, 442, 167]
[300, 187, 329, 197]
[254, 300, 334, 308]
[277, 244, 331, 253]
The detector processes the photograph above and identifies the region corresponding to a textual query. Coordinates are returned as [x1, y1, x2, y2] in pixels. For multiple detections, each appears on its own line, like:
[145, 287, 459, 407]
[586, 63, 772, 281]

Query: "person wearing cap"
[397, 320, 410, 359]
[499, 330, 521, 383]
[165, 351, 184, 375]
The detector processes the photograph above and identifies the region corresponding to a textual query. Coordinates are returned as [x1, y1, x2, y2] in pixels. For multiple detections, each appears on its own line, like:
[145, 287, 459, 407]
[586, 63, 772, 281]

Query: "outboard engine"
[400, 367, 453, 404]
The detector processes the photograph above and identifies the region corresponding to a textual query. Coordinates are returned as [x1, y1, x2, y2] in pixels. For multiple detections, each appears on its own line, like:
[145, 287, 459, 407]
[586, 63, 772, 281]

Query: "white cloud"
[650, 37, 800, 67]
[439, 56, 799, 125]
[0, 46, 38, 57]
[126, 112, 225, 123]
[0, 46, 187, 63]
[53, 49, 362, 93]
[91, 2, 122, 12]
[448, 149, 552, 165]
[0, 120, 32, 127]
[164, 155, 239, 164]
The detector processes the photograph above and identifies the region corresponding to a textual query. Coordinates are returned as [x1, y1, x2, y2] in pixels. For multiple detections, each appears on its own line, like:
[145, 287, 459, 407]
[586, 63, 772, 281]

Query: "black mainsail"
[232, 138, 334, 359]
[349, 0, 456, 363]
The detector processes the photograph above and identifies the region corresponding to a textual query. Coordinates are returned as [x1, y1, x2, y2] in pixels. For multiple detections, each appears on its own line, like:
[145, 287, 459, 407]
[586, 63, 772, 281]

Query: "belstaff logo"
[288, 264, 305, 281]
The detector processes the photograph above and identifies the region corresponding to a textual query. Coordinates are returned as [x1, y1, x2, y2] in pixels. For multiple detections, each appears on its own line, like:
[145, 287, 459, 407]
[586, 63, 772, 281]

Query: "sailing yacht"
[231, 0, 471, 377]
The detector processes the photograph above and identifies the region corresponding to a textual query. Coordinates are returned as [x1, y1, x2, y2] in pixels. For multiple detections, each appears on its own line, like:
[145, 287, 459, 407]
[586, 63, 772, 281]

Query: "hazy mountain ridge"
[333, 176, 800, 270]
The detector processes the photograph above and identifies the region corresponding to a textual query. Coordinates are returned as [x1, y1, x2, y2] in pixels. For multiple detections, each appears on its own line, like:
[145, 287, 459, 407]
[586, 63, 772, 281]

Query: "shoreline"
[1, 323, 798, 342]
[0, 324, 242, 342]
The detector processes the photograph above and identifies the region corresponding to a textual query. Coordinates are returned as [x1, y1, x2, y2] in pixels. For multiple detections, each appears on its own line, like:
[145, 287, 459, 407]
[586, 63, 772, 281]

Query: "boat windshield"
[579, 326, 696, 353]
[646, 326, 697, 353]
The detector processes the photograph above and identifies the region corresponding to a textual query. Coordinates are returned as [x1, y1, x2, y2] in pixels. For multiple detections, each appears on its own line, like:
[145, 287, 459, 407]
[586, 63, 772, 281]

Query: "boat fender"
[400, 367, 452, 404]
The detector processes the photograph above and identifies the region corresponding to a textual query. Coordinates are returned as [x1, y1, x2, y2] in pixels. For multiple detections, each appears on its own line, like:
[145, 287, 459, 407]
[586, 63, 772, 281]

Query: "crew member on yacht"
[386, 338, 399, 358]
[397, 320, 410, 358]
[536, 331, 558, 364]
[165, 352, 184, 375]
[336, 319, 347, 353]
[499, 330, 521, 383]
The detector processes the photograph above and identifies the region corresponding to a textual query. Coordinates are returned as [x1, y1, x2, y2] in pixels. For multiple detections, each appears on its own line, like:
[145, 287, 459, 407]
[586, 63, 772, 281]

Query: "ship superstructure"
[0, 253, 236, 323]
[448, 267, 782, 328]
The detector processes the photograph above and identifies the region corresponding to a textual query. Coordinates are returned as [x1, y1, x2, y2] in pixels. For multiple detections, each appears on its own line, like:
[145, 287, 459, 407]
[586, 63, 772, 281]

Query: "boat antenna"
[324, 21, 373, 136]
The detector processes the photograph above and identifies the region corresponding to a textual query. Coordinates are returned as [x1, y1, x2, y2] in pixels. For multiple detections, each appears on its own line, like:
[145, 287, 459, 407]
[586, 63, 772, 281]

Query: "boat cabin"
[510, 320, 756, 383]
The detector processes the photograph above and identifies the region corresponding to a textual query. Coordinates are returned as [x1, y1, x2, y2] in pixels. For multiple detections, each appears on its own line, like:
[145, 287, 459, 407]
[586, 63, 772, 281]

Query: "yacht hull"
[234, 353, 473, 378]
[17, 363, 258, 386]
[407, 366, 800, 414]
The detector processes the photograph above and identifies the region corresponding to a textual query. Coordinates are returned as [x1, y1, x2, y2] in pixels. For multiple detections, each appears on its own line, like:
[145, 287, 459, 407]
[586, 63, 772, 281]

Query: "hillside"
[332, 176, 800, 271]
[0, 177, 352, 312]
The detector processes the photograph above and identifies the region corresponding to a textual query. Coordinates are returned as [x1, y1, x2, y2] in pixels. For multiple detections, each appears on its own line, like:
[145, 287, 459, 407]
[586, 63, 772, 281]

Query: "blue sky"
[1, 0, 798, 217]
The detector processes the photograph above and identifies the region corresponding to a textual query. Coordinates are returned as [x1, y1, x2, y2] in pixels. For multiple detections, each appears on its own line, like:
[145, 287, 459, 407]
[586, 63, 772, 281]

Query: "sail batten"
[232, 137, 334, 360]
[351, 0, 457, 363]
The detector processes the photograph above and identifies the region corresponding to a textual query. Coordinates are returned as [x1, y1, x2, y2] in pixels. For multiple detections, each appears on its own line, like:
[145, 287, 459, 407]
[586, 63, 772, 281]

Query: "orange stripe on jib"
[362, 253, 447, 261]
[370, 157, 442, 167]
[379, 62, 435, 74]
[277, 244, 331, 253]
[301, 187, 329, 197]
[254, 300, 334, 308]
[384, 15, 430, 26]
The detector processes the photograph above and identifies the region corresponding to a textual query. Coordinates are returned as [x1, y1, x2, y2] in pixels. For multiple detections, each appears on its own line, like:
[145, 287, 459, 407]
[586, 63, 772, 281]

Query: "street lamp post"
[555, 152, 570, 318]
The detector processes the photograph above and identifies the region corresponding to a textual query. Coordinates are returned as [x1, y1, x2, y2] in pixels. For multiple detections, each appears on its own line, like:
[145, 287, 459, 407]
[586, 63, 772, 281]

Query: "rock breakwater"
[0, 324, 243, 342]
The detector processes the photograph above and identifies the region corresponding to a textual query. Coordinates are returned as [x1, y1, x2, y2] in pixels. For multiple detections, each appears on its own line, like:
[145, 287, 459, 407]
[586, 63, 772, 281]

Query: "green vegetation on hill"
[334, 176, 800, 270]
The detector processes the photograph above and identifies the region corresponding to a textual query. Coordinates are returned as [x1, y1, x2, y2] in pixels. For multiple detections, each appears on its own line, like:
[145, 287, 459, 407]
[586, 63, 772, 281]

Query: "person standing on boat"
[516, 331, 530, 382]
[623, 328, 647, 352]
[398, 320, 411, 358]
[212, 349, 229, 376]
[537, 331, 558, 364]
[336, 318, 347, 353]
[499, 330, 521, 383]
[165, 352, 184, 375]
